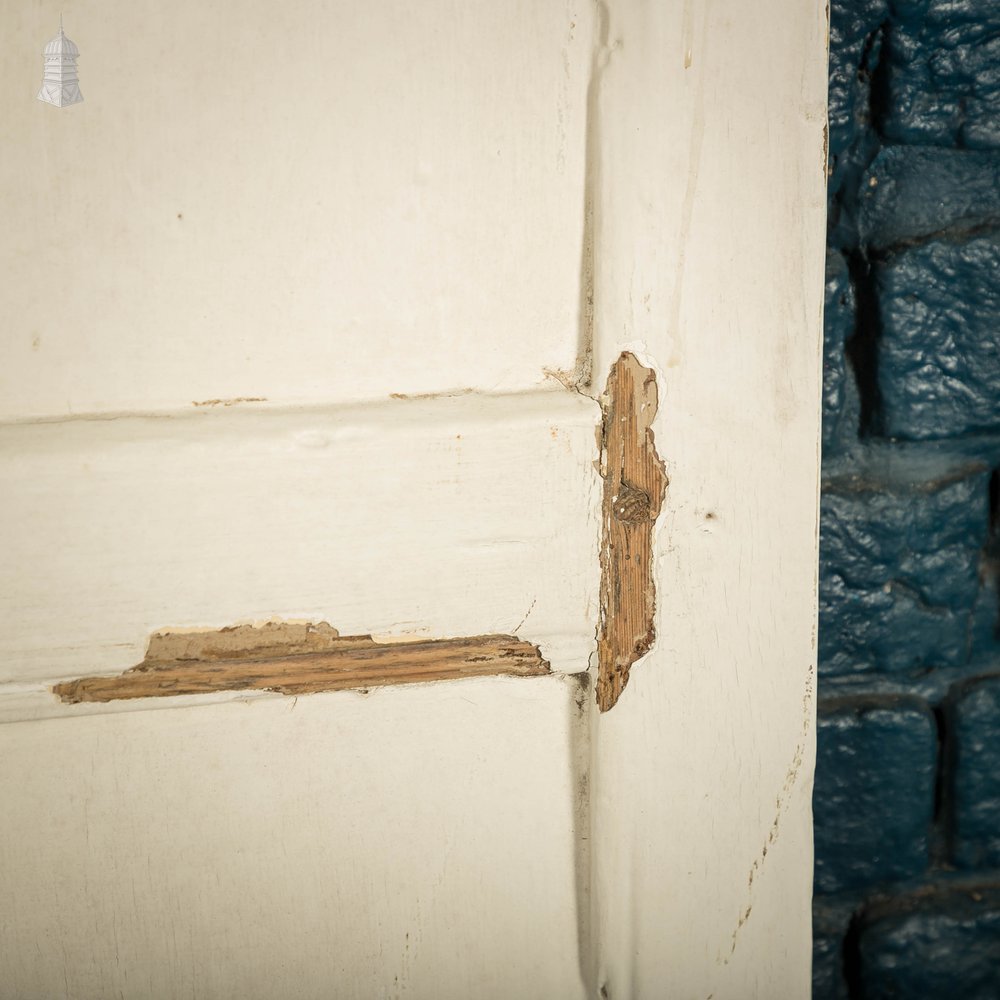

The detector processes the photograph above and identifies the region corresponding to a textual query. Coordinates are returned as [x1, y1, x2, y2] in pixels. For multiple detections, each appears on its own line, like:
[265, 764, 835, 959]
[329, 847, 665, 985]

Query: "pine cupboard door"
[0, 2, 828, 998]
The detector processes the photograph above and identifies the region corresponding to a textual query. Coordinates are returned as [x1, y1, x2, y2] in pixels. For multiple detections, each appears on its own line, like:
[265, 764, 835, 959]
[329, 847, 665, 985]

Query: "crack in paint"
[727, 662, 815, 960]
[191, 397, 267, 407]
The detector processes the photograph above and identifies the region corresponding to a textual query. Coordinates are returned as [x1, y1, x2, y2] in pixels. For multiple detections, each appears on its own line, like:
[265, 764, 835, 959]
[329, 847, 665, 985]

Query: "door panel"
[0, 677, 588, 1000]
[2, 1, 592, 419]
[0, 390, 599, 704]
[2, 4, 600, 991]
[0, 0, 829, 996]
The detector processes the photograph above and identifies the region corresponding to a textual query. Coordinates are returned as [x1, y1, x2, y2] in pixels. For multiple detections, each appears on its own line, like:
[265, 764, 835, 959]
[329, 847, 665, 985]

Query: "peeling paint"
[53, 624, 550, 703]
[596, 352, 667, 711]
[144, 621, 346, 662]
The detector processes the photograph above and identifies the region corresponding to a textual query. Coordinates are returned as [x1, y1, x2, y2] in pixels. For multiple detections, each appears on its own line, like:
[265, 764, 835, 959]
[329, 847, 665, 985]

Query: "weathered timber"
[53, 627, 550, 703]
[596, 352, 667, 712]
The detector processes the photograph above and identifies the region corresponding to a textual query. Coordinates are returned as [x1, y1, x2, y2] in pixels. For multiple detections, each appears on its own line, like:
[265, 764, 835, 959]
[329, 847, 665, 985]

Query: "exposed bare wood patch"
[53, 627, 550, 704]
[144, 621, 347, 662]
[596, 352, 667, 712]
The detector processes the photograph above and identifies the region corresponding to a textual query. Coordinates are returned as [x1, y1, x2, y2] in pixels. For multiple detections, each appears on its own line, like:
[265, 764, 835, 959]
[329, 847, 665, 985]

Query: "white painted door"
[0, 2, 828, 997]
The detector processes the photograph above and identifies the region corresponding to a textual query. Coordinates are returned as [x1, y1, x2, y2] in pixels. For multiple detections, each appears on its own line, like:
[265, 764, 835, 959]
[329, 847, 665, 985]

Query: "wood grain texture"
[596, 352, 667, 712]
[53, 627, 549, 703]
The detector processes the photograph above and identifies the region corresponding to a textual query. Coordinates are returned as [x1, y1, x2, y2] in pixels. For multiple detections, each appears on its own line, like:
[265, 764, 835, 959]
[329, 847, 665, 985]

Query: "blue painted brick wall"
[824, 251, 862, 456]
[813, 896, 859, 1000]
[858, 147, 1000, 249]
[827, 0, 887, 247]
[882, 1, 1000, 149]
[814, 696, 936, 893]
[878, 236, 1000, 440]
[828, 0, 887, 166]
[856, 882, 1000, 999]
[819, 454, 989, 675]
[816, 0, 1000, 994]
[946, 673, 1000, 870]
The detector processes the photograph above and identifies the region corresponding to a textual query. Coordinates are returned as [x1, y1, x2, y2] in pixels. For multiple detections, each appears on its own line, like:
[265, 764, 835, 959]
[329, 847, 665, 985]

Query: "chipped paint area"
[191, 397, 267, 407]
[596, 353, 667, 712]
[144, 621, 345, 661]
[53, 623, 550, 704]
[727, 661, 816, 960]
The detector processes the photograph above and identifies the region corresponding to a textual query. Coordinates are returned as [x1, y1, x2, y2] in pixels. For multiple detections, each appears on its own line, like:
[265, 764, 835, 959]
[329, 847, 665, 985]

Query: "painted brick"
[823, 251, 861, 457]
[856, 881, 1000, 998]
[827, 0, 887, 247]
[859, 146, 1000, 249]
[818, 0, 1000, 987]
[813, 695, 936, 894]
[882, 0, 1000, 149]
[828, 0, 887, 162]
[946, 673, 1000, 869]
[877, 235, 1000, 441]
[819, 449, 989, 675]
[813, 896, 858, 1000]
[968, 572, 1000, 662]
[817, 647, 998, 706]
[812, 931, 850, 1000]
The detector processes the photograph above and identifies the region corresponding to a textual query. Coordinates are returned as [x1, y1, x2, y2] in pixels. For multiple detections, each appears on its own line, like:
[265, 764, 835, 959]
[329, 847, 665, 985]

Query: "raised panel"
[0, 677, 589, 1000]
[0, 390, 599, 715]
[1, 1, 592, 419]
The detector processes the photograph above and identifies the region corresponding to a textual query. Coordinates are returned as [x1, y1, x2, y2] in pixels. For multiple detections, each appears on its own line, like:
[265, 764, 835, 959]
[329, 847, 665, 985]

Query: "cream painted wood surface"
[0, 0, 827, 997]
[0, 390, 600, 703]
[1, 1, 591, 419]
[0, 677, 589, 1000]
[586, 1, 828, 997]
